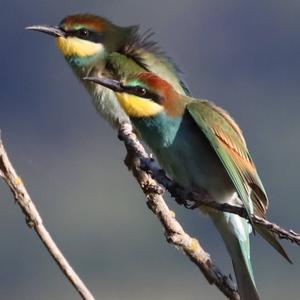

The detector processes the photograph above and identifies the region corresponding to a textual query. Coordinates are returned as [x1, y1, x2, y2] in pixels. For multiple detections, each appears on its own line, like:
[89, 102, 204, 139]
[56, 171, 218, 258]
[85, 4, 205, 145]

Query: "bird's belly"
[82, 69, 130, 127]
[92, 84, 130, 126]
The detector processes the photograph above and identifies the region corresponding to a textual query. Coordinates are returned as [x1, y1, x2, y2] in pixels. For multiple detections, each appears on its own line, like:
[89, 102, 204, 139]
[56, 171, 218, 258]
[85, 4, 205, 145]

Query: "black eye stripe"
[126, 86, 161, 103]
[62, 28, 104, 43]
[145, 91, 161, 103]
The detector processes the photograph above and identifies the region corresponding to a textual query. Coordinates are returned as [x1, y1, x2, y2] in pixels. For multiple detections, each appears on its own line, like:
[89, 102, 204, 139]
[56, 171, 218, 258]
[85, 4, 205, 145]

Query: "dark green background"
[0, 1, 299, 299]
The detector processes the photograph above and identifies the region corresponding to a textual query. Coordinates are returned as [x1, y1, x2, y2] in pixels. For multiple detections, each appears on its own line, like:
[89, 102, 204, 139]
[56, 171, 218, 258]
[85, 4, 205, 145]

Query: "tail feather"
[231, 243, 259, 300]
[254, 223, 292, 264]
[211, 212, 260, 300]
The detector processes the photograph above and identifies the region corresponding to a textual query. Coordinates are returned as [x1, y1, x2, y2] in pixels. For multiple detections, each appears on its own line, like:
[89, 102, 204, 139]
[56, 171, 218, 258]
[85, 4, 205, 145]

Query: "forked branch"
[118, 123, 300, 247]
[118, 123, 239, 299]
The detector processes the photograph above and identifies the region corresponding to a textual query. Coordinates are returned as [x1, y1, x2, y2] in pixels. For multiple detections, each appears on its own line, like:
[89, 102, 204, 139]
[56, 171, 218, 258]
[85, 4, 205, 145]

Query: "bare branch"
[118, 124, 300, 247]
[118, 123, 240, 300]
[252, 217, 300, 246]
[142, 158, 300, 246]
[0, 133, 95, 300]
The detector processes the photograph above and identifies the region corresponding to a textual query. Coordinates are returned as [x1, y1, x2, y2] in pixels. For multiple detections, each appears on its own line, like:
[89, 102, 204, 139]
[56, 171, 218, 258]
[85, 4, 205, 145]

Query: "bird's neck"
[65, 51, 106, 77]
[132, 112, 182, 149]
[65, 55, 130, 126]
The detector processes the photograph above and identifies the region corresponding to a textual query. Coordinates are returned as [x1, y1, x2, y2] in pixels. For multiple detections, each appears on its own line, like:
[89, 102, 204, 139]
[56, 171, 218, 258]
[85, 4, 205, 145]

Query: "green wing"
[187, 100, 268, 219]
[188, 100, 291, 262]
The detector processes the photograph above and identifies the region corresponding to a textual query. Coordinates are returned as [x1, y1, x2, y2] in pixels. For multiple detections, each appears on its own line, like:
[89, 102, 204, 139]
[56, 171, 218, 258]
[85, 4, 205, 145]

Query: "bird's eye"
[130, 86, 147, 97]
[128, 86, 150, 98]
[78, 29, 89, 38]
[139, 88, 147, 96]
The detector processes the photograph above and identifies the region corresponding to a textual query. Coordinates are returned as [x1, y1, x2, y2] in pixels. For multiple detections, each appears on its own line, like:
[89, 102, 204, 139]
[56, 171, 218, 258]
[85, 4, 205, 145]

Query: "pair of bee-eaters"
[27, 13, 290, 300]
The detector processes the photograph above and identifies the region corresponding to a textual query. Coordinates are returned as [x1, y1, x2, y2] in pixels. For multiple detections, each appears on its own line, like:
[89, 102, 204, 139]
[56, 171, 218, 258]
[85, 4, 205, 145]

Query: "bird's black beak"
[25, 25, 65, 37]
[83, 77, 124, 93]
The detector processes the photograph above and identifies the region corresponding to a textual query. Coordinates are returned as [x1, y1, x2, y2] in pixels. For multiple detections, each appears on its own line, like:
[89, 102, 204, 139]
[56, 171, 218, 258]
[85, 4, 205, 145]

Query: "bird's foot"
[174, 187, 211, 210]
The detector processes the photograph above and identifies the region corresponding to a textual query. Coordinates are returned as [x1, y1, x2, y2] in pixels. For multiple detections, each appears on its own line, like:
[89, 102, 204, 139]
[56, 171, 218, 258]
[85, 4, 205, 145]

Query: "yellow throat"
[115, 93, 163, 118]
[56, 36, 104, 57]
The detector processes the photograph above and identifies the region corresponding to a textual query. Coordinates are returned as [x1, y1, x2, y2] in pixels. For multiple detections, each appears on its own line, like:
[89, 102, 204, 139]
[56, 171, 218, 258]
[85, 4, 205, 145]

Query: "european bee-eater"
[26, 14, 189, 126]
[85, 73, 291, 300]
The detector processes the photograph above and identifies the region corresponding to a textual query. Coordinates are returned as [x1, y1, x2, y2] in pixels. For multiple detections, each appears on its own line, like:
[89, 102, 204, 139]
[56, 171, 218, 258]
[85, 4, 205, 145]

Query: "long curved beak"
[25, 25, 65, 37]
[83, 77, 124, 92]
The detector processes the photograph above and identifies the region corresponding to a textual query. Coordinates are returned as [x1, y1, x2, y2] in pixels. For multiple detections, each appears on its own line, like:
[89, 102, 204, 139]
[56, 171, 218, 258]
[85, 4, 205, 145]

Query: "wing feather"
[187, 100, 268, 218]
[188, 100, 291, 262]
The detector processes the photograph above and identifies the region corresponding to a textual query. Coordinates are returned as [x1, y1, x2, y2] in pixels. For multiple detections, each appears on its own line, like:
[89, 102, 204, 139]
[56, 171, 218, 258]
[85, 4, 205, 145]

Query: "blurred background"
[0, 0, 299, 299]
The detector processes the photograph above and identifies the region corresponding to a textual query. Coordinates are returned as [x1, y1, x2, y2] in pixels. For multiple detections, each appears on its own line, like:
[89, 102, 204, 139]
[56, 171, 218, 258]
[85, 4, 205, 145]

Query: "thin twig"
[118, 124, 300, 246]
[141, 157, 300, 246]
[0, 133, 96, 300]
[118, 123, 239, 300]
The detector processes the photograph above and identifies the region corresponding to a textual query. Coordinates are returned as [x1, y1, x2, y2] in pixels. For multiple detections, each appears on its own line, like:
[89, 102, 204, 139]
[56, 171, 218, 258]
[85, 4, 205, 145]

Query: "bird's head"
[84, 73, 186, 118]
[26, 14, 135, 67]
